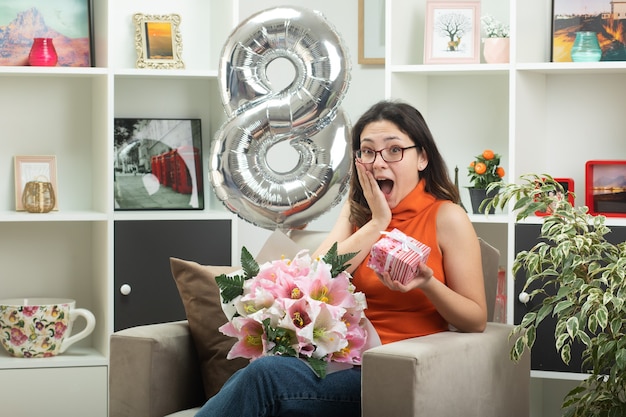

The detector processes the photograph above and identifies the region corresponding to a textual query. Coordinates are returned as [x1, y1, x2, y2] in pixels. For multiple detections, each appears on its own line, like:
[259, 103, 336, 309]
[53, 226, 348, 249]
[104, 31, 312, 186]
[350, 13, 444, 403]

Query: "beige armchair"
[109, 233, 529, 417]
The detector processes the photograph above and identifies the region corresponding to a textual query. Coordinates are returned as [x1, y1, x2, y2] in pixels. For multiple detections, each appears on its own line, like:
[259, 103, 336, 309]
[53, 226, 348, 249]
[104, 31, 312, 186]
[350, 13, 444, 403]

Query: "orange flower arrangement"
[468, 149, 505, 189]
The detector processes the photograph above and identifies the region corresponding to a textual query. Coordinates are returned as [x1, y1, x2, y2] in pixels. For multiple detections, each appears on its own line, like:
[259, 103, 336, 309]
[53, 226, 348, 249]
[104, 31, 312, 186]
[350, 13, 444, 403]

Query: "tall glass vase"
[28, 38, 58, 66]
[570, 31, 602, 62]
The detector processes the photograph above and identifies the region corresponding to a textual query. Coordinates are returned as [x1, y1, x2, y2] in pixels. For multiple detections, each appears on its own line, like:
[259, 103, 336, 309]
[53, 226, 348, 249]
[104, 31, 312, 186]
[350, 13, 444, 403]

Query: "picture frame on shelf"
[424, 1, 480, 64]
[358, 0, 385, 65]
[535, 178, 575, 217]
[585, 160, 626, 217]
[14, 155, 58, 211]
[0, 0, 93, 67]
[133, 13, 184, 69]
[114, 118, 203, 211]
[552, 0, 626, 62]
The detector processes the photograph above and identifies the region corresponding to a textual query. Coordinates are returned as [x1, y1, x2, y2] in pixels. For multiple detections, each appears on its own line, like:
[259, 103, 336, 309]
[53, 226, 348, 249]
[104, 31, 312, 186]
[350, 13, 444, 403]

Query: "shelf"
[516, 62, 626, 74]
[0, 210, 107, 223]
[531, 370, 590, 381]
[0, 66, 107, 77]
[112, 68, 219, 79]
[0, 347, 107, 369]
[389, 64, 510, 75]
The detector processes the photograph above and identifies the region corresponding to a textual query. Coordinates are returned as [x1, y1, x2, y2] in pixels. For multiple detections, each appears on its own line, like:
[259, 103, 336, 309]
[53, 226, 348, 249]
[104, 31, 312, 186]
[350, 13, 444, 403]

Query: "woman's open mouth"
[377, 179, 394, 195]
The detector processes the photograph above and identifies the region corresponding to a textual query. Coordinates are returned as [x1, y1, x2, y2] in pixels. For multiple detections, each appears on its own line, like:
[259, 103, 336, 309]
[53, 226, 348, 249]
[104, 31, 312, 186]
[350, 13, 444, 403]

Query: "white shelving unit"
[0, 1, 237, 414]
[386, 0, 626, 416]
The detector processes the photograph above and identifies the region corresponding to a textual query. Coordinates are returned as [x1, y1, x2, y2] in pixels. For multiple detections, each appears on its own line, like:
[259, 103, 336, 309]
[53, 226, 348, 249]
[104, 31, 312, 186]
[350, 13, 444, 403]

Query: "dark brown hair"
[349, 100, 460, 227]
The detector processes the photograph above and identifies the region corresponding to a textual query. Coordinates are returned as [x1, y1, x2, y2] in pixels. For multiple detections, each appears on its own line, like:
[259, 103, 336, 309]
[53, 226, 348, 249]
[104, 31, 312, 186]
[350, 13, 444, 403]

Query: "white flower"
[481, 15, 510, 38]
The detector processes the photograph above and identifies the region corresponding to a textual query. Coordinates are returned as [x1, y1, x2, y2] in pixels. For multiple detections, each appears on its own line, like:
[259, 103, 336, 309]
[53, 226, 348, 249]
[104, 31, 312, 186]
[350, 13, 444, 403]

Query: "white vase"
[483, 38, 510, 64]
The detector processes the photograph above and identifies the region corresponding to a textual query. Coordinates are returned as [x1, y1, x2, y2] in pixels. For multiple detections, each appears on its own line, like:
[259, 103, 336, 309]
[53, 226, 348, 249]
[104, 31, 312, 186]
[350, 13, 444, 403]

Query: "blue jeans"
[194, 356, 361, 417]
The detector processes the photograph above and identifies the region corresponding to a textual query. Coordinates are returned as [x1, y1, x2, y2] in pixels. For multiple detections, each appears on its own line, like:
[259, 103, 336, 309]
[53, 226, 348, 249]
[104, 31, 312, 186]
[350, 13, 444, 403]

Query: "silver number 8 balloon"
[209, 6, 352, 230]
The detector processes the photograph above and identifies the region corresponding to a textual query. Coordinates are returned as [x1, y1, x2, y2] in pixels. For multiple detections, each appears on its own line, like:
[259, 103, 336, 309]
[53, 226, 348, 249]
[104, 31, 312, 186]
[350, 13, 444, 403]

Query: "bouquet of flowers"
[215, 243, 368, 378]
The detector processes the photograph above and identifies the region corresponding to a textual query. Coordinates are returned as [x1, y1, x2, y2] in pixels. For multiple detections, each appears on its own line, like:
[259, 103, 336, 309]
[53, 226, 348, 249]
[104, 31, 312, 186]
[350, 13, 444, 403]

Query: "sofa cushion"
[170, 230, 302, 399]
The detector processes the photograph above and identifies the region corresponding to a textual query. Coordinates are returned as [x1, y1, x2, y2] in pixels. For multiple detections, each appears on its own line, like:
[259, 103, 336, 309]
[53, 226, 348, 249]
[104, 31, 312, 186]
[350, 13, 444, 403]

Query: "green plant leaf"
[561, 343, 571, 364]
[306, 357, 328, 379]
[566, 317, 579, 339]
[321, 242, 359, 277]
[215, 273, 245, 304]
[596, 306, 609, 330]
[556, 332, 569, 350]
[241, 246, 259, 279]
[615, 348, 626, 370]
[520, 312, 536, 327]
[511, 335, 526, 362]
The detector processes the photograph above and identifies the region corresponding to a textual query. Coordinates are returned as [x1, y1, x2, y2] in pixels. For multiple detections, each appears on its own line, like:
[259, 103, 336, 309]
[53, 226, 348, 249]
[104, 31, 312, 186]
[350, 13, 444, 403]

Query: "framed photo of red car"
[113, 118, 203, 211]
[535, 178, 575, 217]
[585, 160, 626, 217]
[424, 1, 480, 64]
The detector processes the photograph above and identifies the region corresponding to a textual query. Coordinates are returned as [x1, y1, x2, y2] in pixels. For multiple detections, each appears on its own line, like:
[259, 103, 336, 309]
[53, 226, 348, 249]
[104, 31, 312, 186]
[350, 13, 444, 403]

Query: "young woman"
[195, 100, 487, 417]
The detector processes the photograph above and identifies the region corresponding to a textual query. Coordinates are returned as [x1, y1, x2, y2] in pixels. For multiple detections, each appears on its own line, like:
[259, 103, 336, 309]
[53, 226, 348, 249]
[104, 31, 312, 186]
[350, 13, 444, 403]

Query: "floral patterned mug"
[0, 298, 96, 358]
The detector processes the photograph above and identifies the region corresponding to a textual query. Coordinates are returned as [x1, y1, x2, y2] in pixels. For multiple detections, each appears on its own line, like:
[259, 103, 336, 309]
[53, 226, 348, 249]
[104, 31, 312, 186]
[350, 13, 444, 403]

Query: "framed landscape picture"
[424, 1, 480, 64]
[585, 160, 626, 217]
[133, 13, 184, 69]
[113, 119, 204, 210]
[0, 0, 93, 66]
[552, 0, 626, 62]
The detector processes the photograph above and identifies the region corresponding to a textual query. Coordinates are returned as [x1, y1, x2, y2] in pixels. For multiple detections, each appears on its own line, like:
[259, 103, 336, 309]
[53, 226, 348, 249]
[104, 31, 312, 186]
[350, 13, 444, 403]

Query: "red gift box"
[368, 229, 431, 285]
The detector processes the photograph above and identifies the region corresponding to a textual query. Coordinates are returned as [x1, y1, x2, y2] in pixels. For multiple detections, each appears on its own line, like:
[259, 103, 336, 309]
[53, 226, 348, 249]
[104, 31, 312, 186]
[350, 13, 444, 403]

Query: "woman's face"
[359, 120, 428, 209]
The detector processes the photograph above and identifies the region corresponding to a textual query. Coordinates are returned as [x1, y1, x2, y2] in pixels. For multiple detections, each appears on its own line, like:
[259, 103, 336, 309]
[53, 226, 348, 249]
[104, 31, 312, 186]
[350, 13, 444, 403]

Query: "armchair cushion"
[170, 230, 302, 399]
[170, 259, 248, 399]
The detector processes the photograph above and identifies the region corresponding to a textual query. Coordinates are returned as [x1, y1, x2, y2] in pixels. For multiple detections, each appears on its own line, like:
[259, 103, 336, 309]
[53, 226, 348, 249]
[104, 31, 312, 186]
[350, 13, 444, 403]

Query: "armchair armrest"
[109, 321, 204, 417]
[362, 323, 530, 417]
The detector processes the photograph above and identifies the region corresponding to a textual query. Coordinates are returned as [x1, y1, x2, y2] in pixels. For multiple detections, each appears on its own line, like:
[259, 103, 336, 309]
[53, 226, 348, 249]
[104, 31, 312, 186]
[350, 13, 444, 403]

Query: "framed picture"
[358, 0, 385, 64]
[585, 160, 626, 217]
[14, 155, 58, 211]
[114, 118, 203, 210]
[0, 0, 93, 67]
[552, 1, 626, 62]
[535, 178, 575, 217]
[133, 13, 184, 69]
[424, 1, 480, 64]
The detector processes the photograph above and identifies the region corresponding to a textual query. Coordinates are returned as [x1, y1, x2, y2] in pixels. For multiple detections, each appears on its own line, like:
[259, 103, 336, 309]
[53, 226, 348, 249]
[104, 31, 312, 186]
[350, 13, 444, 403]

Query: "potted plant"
[486, 174, 626, 417]
[467, 149, 505, 214]
[481, 14, 510, 64]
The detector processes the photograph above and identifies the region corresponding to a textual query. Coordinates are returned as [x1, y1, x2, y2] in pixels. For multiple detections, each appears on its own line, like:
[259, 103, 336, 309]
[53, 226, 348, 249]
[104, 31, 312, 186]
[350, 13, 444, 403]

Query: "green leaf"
[215, 273, 245, 304]
[261, 318, 297, 357]
[520, 312, 537, 328]
[556, 332, 569, 350]
[306, 357, 329, 378]
[615, 348, 626, 370]
[596, 306, 609, 330]
[561, 343, 571, 364]
[321, 242, 359, 277]
[241, 246, 259, 279]
[511, 336, 526, 362]
[610, 317, 622, 337]
[566, 317, 579, 339]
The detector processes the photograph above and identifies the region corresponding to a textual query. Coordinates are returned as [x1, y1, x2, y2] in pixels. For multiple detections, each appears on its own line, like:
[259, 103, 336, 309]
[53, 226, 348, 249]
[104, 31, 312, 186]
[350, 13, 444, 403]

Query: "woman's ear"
[418, 151, 429, 172]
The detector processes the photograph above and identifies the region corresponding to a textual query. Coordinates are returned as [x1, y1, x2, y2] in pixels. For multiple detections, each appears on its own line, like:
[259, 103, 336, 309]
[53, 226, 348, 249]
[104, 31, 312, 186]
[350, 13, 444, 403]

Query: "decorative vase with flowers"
[481, 15, 510, 64]
[467, 149, 505, 214]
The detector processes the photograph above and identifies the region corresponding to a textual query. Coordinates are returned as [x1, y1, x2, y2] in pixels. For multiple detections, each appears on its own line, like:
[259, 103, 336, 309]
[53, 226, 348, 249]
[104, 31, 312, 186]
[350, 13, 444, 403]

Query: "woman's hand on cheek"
[355, 161, 391, 227]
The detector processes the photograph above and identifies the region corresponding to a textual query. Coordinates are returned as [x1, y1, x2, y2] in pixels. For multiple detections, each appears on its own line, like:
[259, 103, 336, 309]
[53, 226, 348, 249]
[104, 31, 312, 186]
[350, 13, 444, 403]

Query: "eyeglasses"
[355, 145, 417, 164]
